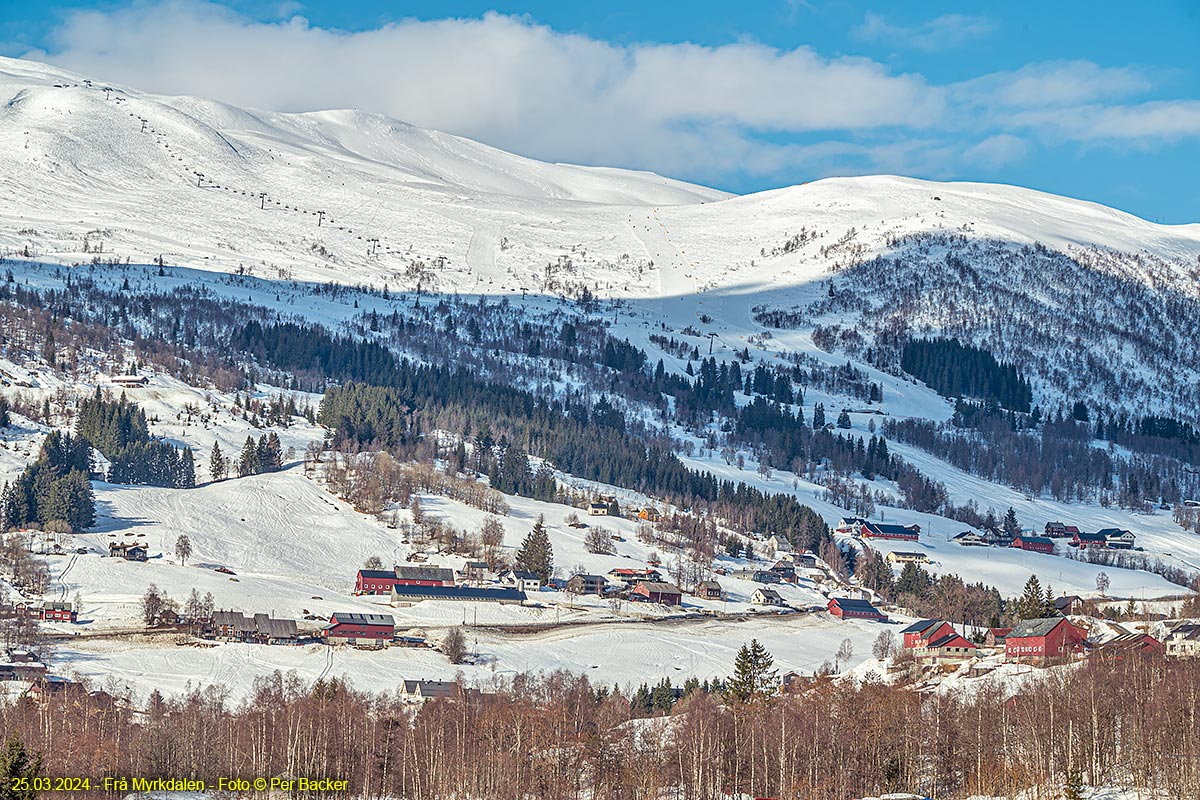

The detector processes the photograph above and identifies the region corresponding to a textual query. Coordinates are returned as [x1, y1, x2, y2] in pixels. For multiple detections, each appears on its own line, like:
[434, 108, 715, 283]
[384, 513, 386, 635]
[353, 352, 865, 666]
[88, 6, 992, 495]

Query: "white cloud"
[853, 12, 995, 51]
[964, 134, 1028, 167]
[28, 1, 942, 179]
[1010, 101, 1200, 143]
[955, 61, 1152, 109]
[21, 2, 1200, 184]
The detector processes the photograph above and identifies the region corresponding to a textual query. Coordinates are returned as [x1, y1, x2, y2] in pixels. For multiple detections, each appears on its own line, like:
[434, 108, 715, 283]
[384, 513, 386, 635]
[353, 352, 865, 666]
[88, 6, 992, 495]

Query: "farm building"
[630, 581, 682, 606]
[0, 652, 47, 682]
[901, 620, 977, 663]
[1165, 623, 1200, 658]
[694, 580, 724, 601]
[389, 585, 526, 606]
[39, 601, 77, 623]
[751, 588, 785, 607]
[208, 611, 300, 644]
[354, 565, 456, 595]
[323, 612, 395, 647]
[1095, 633, 1162, 657]
[827, 597, 886, 622]
[857, 522, 920, 542]
[1071, 531, 1108, 549]
[355, 569, 401, 595]
[886, 551, 929, 565]
[607, 568, 662, 587]
[1011, 536, 1055, 554]
[109, 374, 149, 387]
[732, 569, 782, 584]
[566, 574, 607, 596]
[900, 620, 957, 650]
[109, 541, 148, 561]
[1005, 617, 1087, 665]
[986, 627, 1012, 647]
[458, 561, 489, 584]
[1098, 528, 1137, 549]
[1044, 522, 1080, 538]
[834, 517, 869, 534]
[499, 570, 542, 593]
[1053, 595, 1085, 615]
[399, 680, 460, 701]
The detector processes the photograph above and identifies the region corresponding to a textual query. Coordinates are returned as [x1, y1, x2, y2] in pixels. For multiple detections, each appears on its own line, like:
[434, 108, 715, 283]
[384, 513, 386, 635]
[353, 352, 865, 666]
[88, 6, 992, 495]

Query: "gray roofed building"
[390, 585, 527, 605]
[1008, 617, 1069, 639]
[394, 565, 456, 584]
[209, 610, 300, 643]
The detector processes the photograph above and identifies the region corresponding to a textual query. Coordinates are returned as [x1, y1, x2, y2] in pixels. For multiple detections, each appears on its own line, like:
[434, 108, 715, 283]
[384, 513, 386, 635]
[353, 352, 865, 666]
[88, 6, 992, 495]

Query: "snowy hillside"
[3, 54, 1200, 706]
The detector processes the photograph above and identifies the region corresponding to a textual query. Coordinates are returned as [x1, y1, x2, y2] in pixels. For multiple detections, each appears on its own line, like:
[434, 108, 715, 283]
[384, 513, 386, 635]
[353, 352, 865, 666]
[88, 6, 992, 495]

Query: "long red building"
[1005, 617, 1087, 664]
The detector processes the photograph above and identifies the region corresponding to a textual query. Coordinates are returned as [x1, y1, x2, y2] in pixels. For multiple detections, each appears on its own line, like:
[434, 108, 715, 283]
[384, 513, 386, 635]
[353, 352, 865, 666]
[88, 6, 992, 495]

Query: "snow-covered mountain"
[4, 52, 1200, 415]
[5, 55, 1200, 705]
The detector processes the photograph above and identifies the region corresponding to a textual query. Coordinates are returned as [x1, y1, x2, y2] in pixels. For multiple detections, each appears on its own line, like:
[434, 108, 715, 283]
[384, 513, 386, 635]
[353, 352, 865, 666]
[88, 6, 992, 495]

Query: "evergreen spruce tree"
[238, 436, 260, 477]
[209, 442, 227, 482]
[259, 433, 283, 472]
[178, 448, 196, 489]
[836, 409, 852, 428]
[1017, 574, 1047, 619]
[1003, 507, 1021, 539]
[0, 734, 41, 800]
[812, 403, 826, 428]
[514, 514, 554, 582]
[726, 639, 778, 703]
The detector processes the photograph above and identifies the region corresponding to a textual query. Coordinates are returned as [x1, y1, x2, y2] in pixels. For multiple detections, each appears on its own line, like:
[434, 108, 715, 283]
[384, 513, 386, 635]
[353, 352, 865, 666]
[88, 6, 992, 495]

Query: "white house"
[751, 587, 785, 607]
[499, 569, 542, 593]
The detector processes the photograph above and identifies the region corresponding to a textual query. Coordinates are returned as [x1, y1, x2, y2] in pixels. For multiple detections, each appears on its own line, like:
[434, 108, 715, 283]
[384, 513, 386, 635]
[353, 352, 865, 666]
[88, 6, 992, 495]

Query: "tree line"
[2, 653, 1199, 798]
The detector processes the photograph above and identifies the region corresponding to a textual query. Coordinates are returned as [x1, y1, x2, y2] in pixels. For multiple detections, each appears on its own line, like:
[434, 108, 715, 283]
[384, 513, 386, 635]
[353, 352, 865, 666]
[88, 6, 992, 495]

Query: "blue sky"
[3, 1, 1199, 222]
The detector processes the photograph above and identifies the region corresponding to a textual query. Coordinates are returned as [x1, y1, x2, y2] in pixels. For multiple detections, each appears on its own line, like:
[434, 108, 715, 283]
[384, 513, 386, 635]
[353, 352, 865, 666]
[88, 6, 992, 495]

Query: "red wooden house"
[39, 601, 77, 623]
[1071, 531, 1108, 549]
[900, 619, 956, 649]
[1005, 617, 1087, 664]
[1011, 535, 1055, 554]
[827, 597, 887, 621]
[858, 522, 920, 542]
[631, 581, 682, 606]
[323, 612, 395, 648]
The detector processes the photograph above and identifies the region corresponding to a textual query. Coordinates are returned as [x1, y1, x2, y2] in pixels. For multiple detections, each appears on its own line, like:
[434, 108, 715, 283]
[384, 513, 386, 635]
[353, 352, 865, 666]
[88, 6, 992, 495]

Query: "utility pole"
[259, 193, 267, 210]
[317, 211, 326, 227]
[196, 173, 205, 188]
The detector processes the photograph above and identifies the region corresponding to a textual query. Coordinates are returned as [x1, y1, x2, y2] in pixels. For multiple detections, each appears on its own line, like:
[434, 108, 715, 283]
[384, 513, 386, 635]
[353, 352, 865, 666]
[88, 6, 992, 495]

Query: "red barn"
[1096, 632, 1162, 658]
[828, 597, 887, 621]
[631, 581, 683, 606]
[900, 619, 956, 649]
[355, 565, 455, 595]
[1011, 535, 1055, 554]
[355, 570, 401, 595]
[858, 522, 920, 542]
[323, 612, 395, 648]
[1005, 617, 1087, 664]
